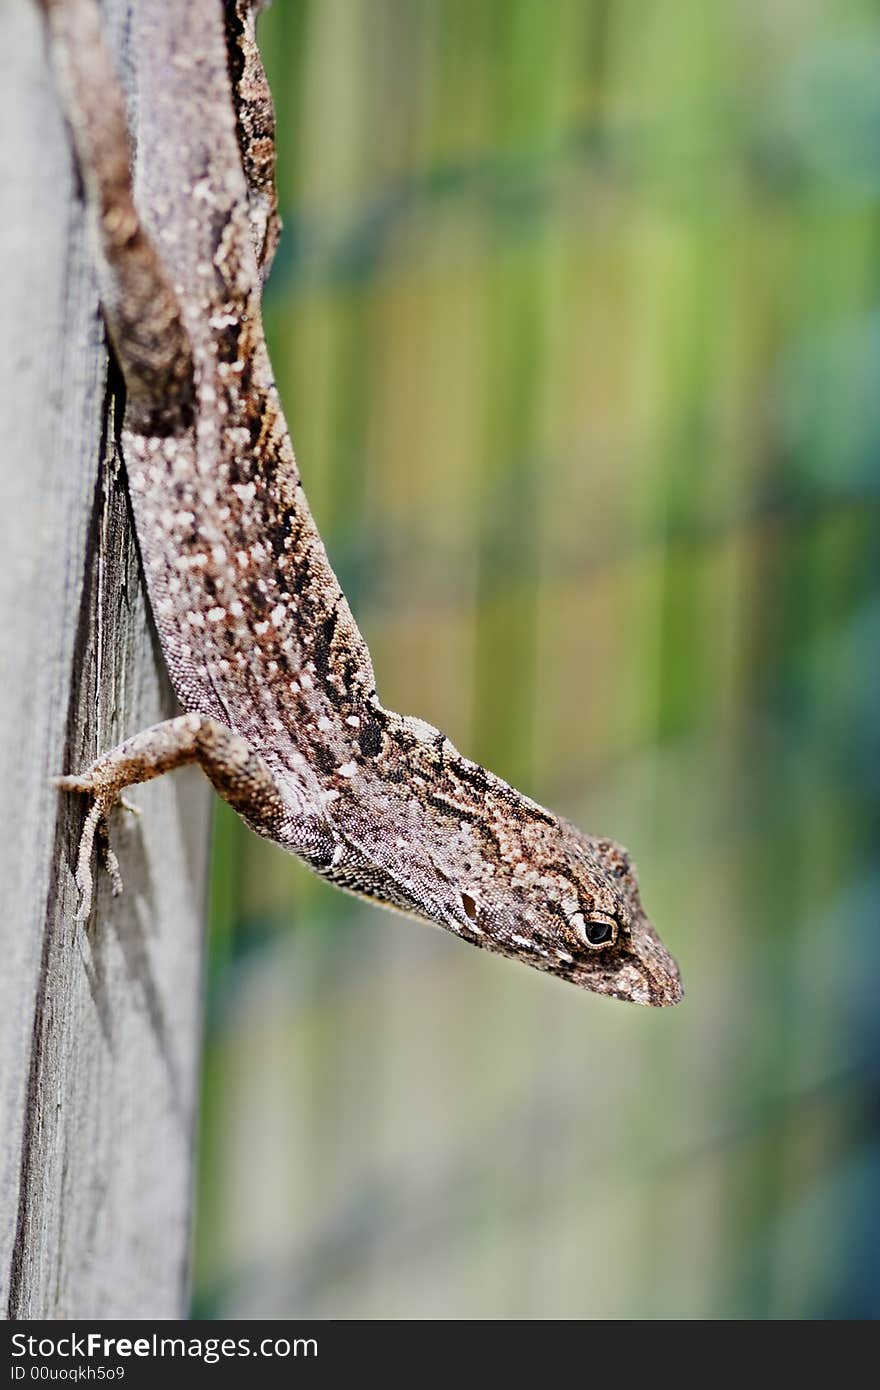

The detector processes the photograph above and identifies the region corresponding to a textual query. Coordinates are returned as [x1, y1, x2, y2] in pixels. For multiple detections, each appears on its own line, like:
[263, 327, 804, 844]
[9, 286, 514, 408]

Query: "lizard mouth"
[627, 910, 684, 1007]
[576, 958, 683, 1007]
[636, 960, 684, 1007]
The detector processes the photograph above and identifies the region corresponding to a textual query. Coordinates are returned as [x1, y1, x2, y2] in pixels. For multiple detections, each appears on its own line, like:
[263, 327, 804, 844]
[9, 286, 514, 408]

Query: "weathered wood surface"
[0, 0, 211, 1319]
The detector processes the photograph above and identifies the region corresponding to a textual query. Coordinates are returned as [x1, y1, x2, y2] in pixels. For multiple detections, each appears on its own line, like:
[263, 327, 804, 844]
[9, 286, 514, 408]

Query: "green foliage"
[194, 0, 880, 1319]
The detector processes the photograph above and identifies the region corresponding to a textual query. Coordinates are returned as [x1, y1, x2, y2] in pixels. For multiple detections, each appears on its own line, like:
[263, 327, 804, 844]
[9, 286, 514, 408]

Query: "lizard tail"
[40, 0, 196, 435]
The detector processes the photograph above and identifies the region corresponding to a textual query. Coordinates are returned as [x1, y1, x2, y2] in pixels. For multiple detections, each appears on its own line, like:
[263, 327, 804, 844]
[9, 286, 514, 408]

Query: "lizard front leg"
[57, 714, 286, 921]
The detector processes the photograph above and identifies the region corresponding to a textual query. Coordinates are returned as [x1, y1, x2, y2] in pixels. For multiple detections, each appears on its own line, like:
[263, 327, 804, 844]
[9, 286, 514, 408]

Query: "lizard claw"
[96, 818, 125, 897]
[55, 774, 131, 920]
[72, 797, 107, 921]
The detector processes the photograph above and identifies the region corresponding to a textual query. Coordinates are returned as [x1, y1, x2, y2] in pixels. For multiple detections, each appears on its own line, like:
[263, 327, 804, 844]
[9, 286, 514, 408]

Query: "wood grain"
[0, 0, 210, 1319]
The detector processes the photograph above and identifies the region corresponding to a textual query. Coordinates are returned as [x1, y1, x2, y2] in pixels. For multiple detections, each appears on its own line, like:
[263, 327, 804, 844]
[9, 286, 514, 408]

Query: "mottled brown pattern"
[47, 0, 682, 1005]
[224, 0, 281, 278]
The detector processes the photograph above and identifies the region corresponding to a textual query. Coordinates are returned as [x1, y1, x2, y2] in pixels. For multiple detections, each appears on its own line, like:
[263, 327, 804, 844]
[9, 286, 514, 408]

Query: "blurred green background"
[193, 0, 880, 1318]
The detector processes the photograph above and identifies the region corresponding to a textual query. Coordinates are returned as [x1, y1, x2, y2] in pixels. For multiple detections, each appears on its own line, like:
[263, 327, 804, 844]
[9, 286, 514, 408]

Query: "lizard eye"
[570, 912, 617, 949]
[585, 919, 614, 946]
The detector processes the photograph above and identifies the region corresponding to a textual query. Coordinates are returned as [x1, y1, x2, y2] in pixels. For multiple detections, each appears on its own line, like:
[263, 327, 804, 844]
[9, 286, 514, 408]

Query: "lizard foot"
[53, 714, 287, 921]
[55, 774, 138, 921]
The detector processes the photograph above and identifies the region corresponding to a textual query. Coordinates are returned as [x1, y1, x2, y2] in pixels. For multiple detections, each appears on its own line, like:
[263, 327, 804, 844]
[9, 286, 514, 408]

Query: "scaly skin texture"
[45, 0, 683, 1006]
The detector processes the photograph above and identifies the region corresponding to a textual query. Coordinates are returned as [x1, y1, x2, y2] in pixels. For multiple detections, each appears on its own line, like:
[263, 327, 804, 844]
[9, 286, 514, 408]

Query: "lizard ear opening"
[460, 892, 479, 922]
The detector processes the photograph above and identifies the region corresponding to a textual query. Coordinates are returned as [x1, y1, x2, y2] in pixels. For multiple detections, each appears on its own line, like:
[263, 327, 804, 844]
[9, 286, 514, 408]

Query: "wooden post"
[0, 0, 210, 1319]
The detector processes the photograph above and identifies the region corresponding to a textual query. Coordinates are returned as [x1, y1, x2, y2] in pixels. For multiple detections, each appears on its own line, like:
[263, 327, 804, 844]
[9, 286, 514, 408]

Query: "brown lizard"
[43, 0, 683, 1007]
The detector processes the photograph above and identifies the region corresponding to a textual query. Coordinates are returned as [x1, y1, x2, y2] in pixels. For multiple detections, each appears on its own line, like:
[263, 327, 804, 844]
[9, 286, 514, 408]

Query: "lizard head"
[552, 830, 684, 1007]
[321, 729, 683, 1007]
[426, 807, 685, 1008]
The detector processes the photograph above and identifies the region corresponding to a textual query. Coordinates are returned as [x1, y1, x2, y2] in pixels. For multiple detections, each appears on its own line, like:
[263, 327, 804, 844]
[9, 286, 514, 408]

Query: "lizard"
[43, 0, 683, 1008]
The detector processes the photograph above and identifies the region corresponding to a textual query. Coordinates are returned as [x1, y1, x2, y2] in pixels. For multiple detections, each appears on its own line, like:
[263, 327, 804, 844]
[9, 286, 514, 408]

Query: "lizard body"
[45, 0, 683, 1006]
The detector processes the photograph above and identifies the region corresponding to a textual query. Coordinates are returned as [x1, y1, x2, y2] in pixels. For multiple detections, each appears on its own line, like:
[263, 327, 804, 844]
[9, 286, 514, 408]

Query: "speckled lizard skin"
[44, 0, 683, 1006]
